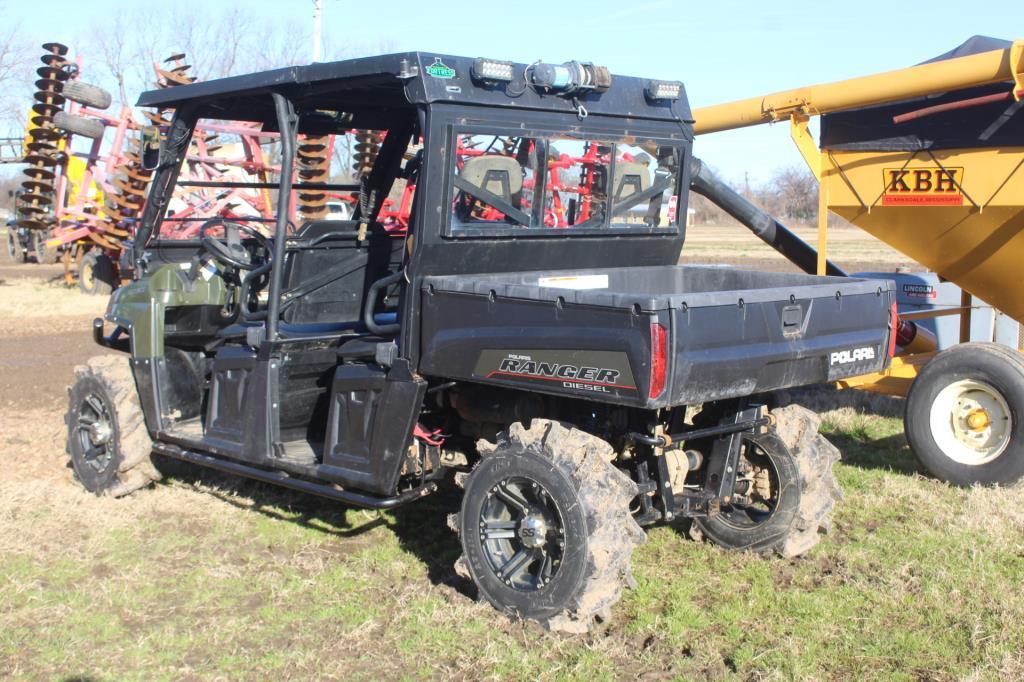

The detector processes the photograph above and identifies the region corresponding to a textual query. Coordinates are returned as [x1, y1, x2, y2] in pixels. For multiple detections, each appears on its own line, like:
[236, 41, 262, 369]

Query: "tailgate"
[663, 279, 895, 405]
[418, 266, 895, 408]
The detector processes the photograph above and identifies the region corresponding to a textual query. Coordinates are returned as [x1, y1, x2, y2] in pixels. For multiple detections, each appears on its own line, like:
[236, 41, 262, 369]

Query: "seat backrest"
[280, 226, 403, 326]
[612, 162, 652, 203]
[461, 155, 523, 201]
[292, 219, 360, 242]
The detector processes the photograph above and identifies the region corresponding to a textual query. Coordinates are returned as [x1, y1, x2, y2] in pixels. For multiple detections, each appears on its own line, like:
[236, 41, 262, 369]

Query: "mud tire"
[453, 419, 645, 632]
[65, 355, 160, 496]
[691, 405, 841, 558]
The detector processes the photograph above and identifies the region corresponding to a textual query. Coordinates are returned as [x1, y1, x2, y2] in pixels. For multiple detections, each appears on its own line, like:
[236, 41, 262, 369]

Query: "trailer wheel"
[454, 420, 645, 632]
[53, 111, 105, 140]
[65, 355, 160, 496]
[79, 251, 114, 295]
[905, 343, 1024, 486]
[691, 405, 841, 558]
[61, 80, 112, 110]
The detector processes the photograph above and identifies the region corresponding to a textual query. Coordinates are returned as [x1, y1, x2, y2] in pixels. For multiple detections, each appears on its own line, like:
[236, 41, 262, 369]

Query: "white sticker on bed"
[536, 274, 609, 290]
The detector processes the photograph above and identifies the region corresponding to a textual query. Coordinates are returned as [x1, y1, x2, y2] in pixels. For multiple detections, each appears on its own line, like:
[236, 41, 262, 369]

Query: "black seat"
[337, 334, 392, 360]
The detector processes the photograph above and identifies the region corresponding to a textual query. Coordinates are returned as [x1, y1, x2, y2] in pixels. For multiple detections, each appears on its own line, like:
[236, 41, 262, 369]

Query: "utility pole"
[312, 0, 323, 63]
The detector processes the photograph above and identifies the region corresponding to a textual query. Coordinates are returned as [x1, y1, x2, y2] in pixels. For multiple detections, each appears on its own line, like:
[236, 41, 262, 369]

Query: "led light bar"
[646, 80, 682, 101]
[472, 58, 515, 83]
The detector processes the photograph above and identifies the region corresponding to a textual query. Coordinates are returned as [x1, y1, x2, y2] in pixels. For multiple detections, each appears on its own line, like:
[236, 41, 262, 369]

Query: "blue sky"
[8, 0, 1021, 184]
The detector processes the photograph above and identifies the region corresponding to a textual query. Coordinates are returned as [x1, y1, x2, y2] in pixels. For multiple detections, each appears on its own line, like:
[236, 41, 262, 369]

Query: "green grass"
[2, 409, 1023, 680]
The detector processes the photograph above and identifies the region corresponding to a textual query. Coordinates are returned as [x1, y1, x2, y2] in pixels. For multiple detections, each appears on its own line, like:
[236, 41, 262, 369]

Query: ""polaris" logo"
[830, 347, 876, 365]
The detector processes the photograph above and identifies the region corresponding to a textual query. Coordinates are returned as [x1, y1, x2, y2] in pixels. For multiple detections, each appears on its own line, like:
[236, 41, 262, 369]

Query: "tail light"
[887, 300, 899, 359]
[649, 321, 668, 399]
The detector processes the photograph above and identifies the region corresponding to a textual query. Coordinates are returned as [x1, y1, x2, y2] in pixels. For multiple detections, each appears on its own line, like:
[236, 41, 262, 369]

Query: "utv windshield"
[450, 131, 682, 235]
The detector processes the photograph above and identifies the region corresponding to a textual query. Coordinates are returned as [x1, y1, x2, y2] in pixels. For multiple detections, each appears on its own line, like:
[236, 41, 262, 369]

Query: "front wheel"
[905, 343, 1024, 486]
[454, 420, 645, 632]
[65, 355, 161, 496]
[691, 405, 842, 558]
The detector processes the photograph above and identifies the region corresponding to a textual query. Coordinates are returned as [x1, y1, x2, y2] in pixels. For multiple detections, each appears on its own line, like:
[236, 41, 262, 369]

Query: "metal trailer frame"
[691, 38, 1024, 396]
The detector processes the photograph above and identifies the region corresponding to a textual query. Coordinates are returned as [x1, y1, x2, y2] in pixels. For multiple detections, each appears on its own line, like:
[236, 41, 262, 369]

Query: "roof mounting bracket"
[1011, 39, 1024, 101]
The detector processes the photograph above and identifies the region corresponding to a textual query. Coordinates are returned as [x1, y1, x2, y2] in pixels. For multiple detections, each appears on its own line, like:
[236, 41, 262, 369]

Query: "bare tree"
[0, 2, 34, 133]
[769, 165, 818, 224]
[92, 14, 132, 105]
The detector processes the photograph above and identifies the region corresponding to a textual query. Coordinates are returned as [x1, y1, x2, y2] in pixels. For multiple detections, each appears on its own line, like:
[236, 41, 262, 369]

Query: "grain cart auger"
[65, 53, 897, 631]
[692, 36, 1024, 486]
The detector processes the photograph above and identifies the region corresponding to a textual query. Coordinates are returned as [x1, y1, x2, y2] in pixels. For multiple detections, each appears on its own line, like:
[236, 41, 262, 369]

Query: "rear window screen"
[450, 132, 680, 234]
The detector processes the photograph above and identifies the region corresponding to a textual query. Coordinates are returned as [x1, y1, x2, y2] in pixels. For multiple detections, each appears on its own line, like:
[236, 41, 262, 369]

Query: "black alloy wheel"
[478, 476, 565, 591]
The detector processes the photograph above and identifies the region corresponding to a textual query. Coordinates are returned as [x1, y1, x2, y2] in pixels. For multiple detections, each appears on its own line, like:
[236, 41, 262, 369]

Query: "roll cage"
[131, 52, 694, 358]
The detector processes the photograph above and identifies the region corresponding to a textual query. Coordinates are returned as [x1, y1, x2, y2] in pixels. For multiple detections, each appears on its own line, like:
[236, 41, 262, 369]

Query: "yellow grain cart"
[693, 36, 1024, 485]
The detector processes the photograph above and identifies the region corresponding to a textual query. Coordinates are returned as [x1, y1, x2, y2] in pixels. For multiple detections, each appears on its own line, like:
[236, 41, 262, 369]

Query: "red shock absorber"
[891, 304, 938, 355]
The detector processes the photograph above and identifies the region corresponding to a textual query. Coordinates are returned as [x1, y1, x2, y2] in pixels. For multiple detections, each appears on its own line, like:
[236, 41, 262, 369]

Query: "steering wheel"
[198, 218, 272, 271]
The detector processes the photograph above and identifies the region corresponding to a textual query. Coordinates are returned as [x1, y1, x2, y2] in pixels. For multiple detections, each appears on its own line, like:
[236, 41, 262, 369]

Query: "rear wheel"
[454, 420, 644, 632]
[65, 355, 160, 496]
[5, 230, 19, 262]
[32, 230, 52, 264]
[79, 250, 114, 295]
[691, 405, 841, 557]
[905, 343, 1024, 486]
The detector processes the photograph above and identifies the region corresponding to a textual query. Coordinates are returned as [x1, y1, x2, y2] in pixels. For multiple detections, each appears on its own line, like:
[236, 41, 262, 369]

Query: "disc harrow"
[14, 46, 418, 290]
[18, 42, 70, 231]
[353, 130, 383, 178]
[297, 135, 332, 221]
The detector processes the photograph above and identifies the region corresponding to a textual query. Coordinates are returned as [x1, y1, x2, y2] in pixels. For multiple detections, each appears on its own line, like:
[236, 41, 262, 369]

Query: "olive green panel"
[105, 263, 228, 358]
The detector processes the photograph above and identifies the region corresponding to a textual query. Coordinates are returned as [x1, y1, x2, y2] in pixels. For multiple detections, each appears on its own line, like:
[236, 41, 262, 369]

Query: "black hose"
[689, 157, 846, 277]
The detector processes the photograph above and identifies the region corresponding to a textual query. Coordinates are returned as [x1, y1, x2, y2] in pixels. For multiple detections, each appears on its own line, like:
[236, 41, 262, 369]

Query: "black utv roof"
[136, 52, 692, 127]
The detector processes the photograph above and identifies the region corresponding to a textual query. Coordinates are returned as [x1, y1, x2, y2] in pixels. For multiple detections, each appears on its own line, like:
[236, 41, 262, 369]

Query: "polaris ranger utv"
[66, 53, 897, 631]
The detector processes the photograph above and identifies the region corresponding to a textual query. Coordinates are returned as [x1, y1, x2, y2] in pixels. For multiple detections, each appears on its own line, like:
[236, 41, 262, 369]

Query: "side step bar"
[151, 442, 436, 509]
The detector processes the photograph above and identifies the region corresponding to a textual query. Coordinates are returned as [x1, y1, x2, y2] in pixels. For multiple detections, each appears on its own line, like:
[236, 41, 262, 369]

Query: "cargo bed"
[419, 265, 895, 408]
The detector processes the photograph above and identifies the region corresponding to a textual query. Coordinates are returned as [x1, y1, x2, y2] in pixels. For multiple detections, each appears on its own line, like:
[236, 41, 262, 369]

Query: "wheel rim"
[929, 378, 1011, 466]
[478, 476, 564, 592]
[719, 436, 781, 529]
[75, 392, 115, 474]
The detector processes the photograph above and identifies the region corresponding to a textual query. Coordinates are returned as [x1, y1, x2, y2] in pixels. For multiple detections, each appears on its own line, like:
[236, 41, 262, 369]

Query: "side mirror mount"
[140, 125, 161, 170]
